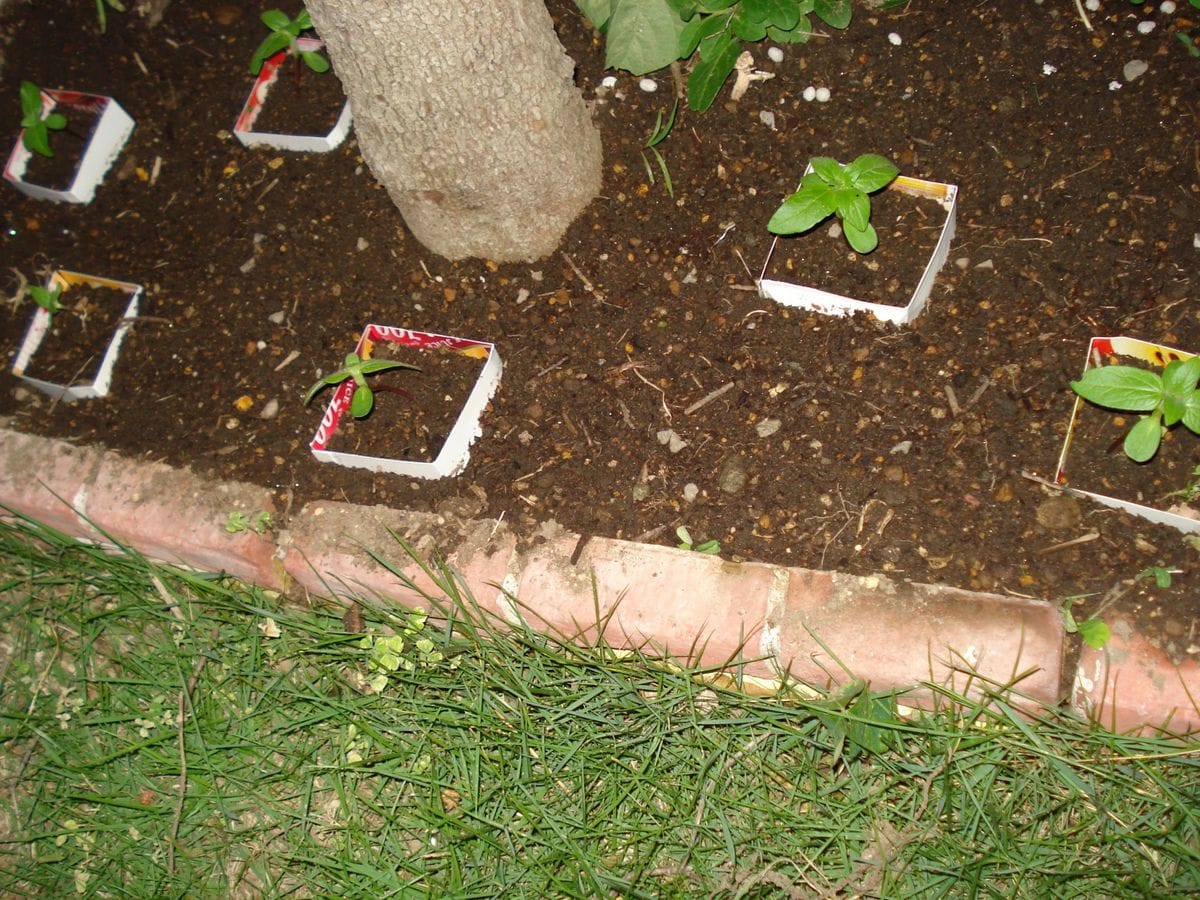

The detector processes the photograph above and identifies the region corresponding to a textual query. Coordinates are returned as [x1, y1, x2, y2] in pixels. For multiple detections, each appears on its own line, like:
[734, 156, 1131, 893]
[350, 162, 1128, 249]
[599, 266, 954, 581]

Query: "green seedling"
[1138, 565, 1177, 589]
[1164, 464, 1200, 504]
[1070, 356, 1200, 463]
[359, 609, 445, 693]
[1061, 598, 1110, 650]
[18, 81, 67, 158]
[250, 9, 331, 75]
[768, 154, 899, 254]
[676, 526, 720, 554]
[225, 510, 273, 534]
[641, 101, 677, 199]
[94, 0, 126, 33]
[304, 352, 419, 419]
[28, 282, 63, 316]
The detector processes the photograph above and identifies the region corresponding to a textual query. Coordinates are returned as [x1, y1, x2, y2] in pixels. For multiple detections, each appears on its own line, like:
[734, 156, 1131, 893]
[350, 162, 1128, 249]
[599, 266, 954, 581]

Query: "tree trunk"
[304, 0, 602, 263]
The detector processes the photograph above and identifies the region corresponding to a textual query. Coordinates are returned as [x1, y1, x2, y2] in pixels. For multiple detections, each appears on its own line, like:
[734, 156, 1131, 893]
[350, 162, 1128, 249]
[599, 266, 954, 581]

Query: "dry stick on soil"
[1072, 0, 1093, 31]
[1036, 531, 1100, 556]
[561, 252, 603, 302]
[685, 381, 735, 415]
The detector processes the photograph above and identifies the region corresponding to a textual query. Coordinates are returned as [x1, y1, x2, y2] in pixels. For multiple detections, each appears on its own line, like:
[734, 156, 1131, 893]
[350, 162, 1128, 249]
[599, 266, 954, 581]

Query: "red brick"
[517, 535, 777, 678]
[1073, 618, 1200, 736]
[0, 425, 101, 534]
[773, 569, 1063, 707]
[281, 500, 516, 618]
[83, 450, 283, 589]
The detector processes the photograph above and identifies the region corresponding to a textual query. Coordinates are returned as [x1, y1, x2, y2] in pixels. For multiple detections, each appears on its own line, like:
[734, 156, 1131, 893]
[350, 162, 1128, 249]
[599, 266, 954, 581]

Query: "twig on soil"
[1072, 0, 1093, 32]
[1020, 470, 1064, 491]
[963, 376, 992, 410]
[274, 349, 300, 372]
[685, 382, 735, 415]
[536, 356, 568, 378]
[1035, 532, 1100, 555]
[1050, 157, 1105, 190]
[944, 384, 961, 417]
[630, 366, 672, 421]
[562, 252, 604, 303]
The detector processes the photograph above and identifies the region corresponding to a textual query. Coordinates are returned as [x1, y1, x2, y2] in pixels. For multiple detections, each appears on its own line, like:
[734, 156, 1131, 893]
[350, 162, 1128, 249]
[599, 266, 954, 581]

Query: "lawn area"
[0, 512, 1197, 896]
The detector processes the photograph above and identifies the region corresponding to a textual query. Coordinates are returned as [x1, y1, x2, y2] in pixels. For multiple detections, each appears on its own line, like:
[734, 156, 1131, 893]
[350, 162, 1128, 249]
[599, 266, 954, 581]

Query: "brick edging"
[1, 422, 1194, 734]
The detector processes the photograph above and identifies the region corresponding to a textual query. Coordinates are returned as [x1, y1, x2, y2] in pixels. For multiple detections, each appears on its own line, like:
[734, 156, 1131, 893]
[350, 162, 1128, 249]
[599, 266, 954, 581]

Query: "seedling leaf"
[1123, 414, 1163, 463]
[688, 32, 741, 110]
[845, 153, 899, 193]
[1070, 366, 1163, 412]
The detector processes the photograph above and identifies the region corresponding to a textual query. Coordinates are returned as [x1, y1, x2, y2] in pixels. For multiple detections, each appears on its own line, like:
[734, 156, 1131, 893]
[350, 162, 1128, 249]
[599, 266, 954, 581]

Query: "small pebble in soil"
[1085, 0, 1099, 9]
[268, 310, 286, 324]
[1137, 21, 1156, 34]
[890, 440, 913, 455]
[357, 237, 369, 251]
[639, 78, 658, 93]
[683, 483, 700, 503]
[259, 398, 279, 420]
[1035, 496, 1082, 531]
[718, 455, 748, 494]
[755, 418, 782, 438]
[888, 32, 902, 46]
[815, 87, 831, 102]
[1042, 63, 1057, 75]
[803, 86, 817, 101]
[955, 257, 970, 270]
[759, 110, 776, 130]
[1123, 59, 1149, 82]
[601, 75, 617, 89]
[768, 46, 784, 63]
[1161, 1, 1176, 13]
[1108, 80, 1122, 91]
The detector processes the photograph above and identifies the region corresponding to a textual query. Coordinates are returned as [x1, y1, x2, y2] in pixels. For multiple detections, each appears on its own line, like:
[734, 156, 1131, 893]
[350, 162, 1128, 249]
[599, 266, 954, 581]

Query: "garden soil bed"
[1, 1, 1198, 676]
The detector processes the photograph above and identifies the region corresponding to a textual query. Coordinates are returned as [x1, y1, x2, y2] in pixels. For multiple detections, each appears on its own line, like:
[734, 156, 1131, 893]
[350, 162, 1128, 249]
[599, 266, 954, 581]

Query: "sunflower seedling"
[304, 352, 419, 419]
[768, 154, 899, 254]
[18, 81, 67, 158]
[250, 9, 330, 75]
[1069, 356, 1200, 463]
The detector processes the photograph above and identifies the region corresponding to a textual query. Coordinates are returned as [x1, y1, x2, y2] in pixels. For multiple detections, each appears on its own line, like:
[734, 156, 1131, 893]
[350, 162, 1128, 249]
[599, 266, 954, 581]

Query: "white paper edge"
[4, 94, 134, 204]
[758, 175, 958, 325]
[12, 273, 142, 401]
[233, 37, 353, 154]
[311, 343, 503, 479]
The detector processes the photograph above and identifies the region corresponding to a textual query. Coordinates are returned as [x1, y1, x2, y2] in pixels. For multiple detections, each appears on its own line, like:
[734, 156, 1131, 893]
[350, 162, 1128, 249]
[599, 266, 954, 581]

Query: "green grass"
[0, 512, 1198, 897]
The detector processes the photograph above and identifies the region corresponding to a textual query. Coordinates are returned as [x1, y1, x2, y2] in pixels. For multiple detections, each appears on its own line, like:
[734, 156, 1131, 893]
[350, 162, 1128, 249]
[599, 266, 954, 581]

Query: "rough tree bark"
[304, 0, 602, 263]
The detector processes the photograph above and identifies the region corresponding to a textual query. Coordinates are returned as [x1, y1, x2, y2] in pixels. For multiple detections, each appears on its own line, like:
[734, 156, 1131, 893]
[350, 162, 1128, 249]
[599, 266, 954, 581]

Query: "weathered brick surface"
[773, 569, 1064, 706]
[83, 449, 283, 589]
[517, 535, 779, 677]
[1074, 618, 1200, 736]
[0, 423, 100, 534]
[280, 501, 517, 618]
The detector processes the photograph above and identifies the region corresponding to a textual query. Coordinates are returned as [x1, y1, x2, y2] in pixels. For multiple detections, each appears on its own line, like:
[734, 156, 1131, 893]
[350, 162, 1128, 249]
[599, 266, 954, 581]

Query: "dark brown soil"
[2, 1, 1198, 677]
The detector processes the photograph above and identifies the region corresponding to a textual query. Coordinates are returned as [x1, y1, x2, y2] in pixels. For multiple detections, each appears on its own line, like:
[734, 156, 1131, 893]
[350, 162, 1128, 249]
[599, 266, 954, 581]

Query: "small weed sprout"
[18, 81, 67, 158]
[28, 282, 62, 317]
[1070, 356, 1200, 463]
[677, 526, 721, 554]
[1061, 598, 1111, 650]
[250, 9, 331, 75]
[225, 510, 273, 534]
[304, 352, 419, 419]
[359, 609, 445, 693]
[641, 101, 677, 198]
[768, 154, 900, 254]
